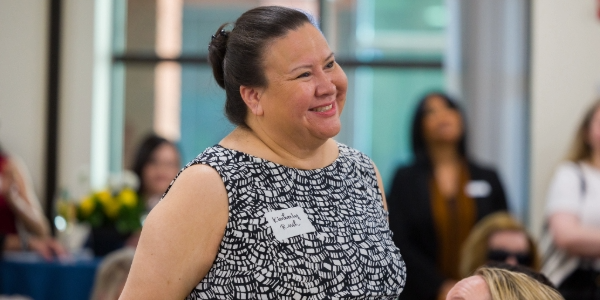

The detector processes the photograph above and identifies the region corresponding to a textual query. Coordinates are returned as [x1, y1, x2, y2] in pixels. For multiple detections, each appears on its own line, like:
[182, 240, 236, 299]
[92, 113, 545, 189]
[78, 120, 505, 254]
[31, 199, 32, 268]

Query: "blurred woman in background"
[459, 212, 540, 278]
[120, 134, 180, 249]
[132, 134, 181, 212]
[387, 92, 508, 300]
[543, 99, 600, 299]
[86, 135, 181, 255]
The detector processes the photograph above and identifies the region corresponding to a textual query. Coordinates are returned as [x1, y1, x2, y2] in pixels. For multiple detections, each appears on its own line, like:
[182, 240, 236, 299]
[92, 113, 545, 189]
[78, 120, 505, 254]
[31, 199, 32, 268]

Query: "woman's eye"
[297, 72, 310, 79]
[325, 61, 335, 68]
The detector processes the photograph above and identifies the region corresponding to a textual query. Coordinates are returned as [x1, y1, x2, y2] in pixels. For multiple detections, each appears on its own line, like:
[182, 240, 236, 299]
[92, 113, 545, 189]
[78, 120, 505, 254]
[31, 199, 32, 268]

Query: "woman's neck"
[220, 126, 337, 169]
[428, 143, 463, 198]
[428, 142, 462, 167]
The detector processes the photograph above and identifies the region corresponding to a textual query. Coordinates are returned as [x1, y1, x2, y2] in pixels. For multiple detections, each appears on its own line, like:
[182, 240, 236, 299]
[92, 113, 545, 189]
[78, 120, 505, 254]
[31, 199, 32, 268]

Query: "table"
[0, 251, 101, 300]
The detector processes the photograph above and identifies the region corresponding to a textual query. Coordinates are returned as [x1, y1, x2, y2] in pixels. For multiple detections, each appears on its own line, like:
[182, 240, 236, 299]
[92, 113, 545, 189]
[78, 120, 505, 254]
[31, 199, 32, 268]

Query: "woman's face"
[253, 23, 348, 143]
[487, 230, 531, 266]
[587, 107, 600, 153]
[446, 276, 492, 300]
[142, 143, 180, 196]
[422, 96, 463, 145]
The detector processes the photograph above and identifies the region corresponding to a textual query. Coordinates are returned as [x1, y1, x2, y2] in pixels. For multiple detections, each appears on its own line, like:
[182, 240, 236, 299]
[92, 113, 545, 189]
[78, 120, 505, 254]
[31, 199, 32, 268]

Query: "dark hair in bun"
[208, 6, 313, 127]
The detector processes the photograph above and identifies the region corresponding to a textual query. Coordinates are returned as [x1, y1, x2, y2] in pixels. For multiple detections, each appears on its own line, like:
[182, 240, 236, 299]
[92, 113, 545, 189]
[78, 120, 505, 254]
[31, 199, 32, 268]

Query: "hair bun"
[208, 24, 231, 89]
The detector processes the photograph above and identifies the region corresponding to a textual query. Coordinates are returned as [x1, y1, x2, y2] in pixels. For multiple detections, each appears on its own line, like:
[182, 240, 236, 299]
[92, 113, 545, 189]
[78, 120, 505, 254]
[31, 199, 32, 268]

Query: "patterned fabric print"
[179, 144, 406, 299]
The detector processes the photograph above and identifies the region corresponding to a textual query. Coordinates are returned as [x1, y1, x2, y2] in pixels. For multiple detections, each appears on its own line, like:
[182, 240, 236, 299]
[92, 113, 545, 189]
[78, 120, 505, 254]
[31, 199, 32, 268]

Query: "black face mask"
[487, 249, 533, 266]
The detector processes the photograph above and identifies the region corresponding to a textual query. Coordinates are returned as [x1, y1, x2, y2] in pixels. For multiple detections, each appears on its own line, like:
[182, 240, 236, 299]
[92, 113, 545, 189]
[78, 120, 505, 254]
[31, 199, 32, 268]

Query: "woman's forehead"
[263, 24, 331, 71]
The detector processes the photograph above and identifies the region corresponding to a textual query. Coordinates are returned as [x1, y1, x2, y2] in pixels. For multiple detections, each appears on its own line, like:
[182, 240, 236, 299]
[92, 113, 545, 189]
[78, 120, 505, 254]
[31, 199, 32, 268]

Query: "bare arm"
[119, 164, 229, 299]
[549, 212, 600, 258]
[2, 157, 49, 237]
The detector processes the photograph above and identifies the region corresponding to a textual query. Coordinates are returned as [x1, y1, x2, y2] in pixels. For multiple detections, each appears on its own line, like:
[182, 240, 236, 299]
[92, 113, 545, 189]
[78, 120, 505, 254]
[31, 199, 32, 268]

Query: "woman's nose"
[505, 256, 519, 266]
[315, 72, 336, 96]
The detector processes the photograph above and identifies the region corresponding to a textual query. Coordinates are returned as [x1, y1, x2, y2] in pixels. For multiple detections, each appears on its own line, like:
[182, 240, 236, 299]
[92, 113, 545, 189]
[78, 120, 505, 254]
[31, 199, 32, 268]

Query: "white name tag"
[264, 207, 316, 241]
[465, 180, 492, 198]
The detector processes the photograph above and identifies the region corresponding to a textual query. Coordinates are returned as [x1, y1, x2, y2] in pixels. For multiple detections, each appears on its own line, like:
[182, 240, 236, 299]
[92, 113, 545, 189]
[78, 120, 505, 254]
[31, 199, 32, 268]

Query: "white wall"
[58, 0, 95, 198]
[0, 0, 106, 205]
[0, 0, 49, 201]
[59, 0, 113, 196]
[530, 0, 600, 235]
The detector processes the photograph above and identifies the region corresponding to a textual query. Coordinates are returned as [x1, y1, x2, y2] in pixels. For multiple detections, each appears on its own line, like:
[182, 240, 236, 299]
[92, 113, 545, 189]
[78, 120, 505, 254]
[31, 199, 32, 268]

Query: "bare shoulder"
[152, 163, 227, 216]
[145, 163, 229, 242]
[164, 163, 224, 199]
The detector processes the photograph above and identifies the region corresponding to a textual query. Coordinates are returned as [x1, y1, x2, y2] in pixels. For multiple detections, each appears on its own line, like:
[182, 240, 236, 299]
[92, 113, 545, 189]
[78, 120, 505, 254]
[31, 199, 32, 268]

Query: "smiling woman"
[119, 6, 406, 300]
[241, 23, 348, 154]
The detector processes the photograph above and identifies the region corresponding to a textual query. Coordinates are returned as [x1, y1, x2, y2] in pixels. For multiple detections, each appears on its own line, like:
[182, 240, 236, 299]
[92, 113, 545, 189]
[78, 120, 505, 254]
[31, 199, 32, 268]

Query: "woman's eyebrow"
[288, 52, 335, 74]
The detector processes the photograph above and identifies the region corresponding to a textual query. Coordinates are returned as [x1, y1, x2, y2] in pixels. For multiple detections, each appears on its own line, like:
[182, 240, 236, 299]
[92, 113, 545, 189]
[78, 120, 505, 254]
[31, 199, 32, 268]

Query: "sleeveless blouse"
[172, 143, 406, 299]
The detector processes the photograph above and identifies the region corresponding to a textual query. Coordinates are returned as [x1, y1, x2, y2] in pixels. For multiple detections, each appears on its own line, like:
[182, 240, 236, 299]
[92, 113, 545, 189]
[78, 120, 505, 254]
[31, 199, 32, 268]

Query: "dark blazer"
[387, 161, 508, 300]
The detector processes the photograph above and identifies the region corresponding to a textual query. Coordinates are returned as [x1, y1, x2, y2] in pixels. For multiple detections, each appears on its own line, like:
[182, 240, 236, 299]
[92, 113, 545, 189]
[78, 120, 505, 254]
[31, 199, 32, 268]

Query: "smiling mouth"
[310, 104, 333, 112]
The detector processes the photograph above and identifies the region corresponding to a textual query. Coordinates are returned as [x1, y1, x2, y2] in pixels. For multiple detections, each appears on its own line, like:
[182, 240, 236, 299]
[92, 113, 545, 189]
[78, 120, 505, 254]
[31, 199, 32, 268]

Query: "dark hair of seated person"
[484, 261, 556, 289]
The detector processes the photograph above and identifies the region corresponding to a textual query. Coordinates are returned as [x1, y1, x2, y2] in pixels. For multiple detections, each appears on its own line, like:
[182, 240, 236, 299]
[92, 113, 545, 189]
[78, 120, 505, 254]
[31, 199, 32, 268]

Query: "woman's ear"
[240, 85, 264, 116]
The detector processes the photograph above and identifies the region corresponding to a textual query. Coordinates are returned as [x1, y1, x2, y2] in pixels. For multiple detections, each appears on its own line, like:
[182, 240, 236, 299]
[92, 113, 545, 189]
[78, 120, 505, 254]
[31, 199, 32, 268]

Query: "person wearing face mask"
[386, 92, 508, 300]
[543, 99, 600, 299]
[459, 212, 541, 279]
[445, 267, 563, 300]
[119, 6, 405, 299]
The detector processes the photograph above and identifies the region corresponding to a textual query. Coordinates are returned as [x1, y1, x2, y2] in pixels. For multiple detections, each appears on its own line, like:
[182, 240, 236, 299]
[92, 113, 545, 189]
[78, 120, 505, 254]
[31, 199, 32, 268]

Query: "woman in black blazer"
[387, 92, 508, 300]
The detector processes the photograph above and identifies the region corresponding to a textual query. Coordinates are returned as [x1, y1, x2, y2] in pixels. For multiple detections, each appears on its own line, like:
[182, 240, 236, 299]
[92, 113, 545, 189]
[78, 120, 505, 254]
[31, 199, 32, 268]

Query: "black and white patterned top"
[174, 143, 405, 299]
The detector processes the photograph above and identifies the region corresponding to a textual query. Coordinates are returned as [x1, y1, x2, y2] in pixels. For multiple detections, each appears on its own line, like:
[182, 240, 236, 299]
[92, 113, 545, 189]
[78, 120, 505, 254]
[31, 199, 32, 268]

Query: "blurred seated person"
[90, 248, 135, 300]
[446, 267, 563, 300]
[115, 135, 180, 249]
[0, 144, 64, 260]
[387, 92, 508, 300]
[459, 212, 541, 278]
[132, 134, 181, 212]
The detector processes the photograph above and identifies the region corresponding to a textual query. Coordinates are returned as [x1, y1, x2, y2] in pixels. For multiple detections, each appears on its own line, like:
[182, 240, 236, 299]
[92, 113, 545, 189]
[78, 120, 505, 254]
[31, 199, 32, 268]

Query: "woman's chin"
[312, 123, 341, 140]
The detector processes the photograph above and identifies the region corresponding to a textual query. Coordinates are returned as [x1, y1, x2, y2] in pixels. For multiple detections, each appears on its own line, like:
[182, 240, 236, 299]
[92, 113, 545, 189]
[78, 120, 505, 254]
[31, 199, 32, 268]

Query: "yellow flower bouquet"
[76, 173, 144, 234]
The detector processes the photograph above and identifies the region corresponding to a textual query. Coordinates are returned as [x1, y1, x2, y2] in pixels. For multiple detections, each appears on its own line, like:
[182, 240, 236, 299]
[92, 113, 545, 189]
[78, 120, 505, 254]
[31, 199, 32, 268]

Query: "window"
[111, 0, 446, 188]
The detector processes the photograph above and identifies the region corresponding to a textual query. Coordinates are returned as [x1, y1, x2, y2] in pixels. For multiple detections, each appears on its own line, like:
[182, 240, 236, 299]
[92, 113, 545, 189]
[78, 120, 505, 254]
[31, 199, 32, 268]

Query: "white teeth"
[313, 104, 332, 112]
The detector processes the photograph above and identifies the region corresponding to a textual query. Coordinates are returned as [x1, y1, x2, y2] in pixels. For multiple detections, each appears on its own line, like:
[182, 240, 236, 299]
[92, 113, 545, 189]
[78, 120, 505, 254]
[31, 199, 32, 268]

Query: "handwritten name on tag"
[465, 180, 492, 198]
[264, 207, 316, 241]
